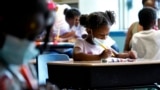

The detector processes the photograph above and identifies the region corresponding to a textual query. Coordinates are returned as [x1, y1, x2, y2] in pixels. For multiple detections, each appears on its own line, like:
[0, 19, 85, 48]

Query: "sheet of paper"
[102, 57, 135, 63]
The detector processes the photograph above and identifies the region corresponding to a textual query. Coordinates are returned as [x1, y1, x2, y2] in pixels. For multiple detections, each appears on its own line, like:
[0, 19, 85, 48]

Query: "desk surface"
[29, 58, 73, 64]
[29, 59, 36, 64]
[47, 59, 160, 89]
[36, 42, 74, 49]
[36, 42, 74, 46]
[47, 59, 160, 66]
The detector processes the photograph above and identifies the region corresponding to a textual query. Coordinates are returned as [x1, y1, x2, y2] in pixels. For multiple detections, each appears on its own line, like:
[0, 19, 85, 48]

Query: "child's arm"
[54, 31, 76, 42]
[114, 51, 137, 59]
[123, 23, 135, 52]
[73, 47, 101, 61]
[60, 31, 75, 38]
[73, 47, 111, 61]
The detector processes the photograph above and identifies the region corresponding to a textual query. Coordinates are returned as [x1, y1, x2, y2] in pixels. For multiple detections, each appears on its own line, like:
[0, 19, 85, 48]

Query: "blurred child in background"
[124, 0, 159, 52]
[64, 8, 87, 40]
[0, 0, 55, 89]
[131, 7, 160, 60]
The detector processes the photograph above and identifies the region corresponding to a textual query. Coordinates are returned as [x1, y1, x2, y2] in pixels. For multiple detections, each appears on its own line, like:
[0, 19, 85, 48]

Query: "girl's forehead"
[94, 25, 110, 31]
[93, 25, 110, 34]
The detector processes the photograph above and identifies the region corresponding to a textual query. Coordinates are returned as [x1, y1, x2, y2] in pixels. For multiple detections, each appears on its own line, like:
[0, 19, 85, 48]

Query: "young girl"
[73, 11, 136, 61]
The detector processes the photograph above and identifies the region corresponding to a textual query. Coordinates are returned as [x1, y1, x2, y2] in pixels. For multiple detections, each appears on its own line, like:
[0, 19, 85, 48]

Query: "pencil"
[94, 39, 115, 56]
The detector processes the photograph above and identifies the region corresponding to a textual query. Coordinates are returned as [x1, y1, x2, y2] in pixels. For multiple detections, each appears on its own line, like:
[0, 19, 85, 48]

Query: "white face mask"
[0, 35, 39, 65]
[93, 37, 106, 45]
[90, 30, 106, 45]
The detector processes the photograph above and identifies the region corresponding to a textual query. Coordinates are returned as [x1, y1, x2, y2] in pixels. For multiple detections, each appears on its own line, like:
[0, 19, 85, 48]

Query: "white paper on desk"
[104, 57, 134, 63]
[40, 42, 74, 45]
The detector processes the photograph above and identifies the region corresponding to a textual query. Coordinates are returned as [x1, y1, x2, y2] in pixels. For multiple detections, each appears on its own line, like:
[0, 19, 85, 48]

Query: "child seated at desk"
[131, 7, 160, 60]
[64, 8, 88, 40]
[53, 7, 86, 43]
[73, 11, 136, 61]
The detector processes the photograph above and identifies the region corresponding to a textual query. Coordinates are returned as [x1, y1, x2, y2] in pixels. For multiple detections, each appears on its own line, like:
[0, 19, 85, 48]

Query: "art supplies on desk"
[35, 42, 74, 46]
[101, 57, 135, 63]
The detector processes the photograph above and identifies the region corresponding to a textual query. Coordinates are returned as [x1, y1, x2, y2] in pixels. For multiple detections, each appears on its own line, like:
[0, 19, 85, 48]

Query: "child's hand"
[53, 37, 63, 45]
[54, 37, 62, 42]
[128, 50, 137, 59]
[99, 49, 112, 59]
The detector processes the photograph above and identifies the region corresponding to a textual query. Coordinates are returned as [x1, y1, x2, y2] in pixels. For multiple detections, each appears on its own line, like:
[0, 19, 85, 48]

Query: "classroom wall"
[79, 0, 118, 14]
[79, 0, 119, 30]
[109, 31, 127, 53]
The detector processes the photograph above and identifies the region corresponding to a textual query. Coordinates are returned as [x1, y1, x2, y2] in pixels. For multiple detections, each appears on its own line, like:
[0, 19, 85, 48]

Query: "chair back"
[37, 53, 70, 85]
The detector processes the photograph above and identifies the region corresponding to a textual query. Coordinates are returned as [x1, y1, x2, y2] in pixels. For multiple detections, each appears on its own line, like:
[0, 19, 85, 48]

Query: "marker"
[104, 58, 135, 63]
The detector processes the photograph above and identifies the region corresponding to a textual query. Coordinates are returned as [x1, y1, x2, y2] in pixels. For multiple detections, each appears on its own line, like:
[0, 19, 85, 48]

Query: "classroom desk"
[47, 60, 160, 89]
[36, 42, 74, 49]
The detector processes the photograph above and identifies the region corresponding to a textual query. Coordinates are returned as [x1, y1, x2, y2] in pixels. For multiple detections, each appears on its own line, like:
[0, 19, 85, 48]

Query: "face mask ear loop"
[90, 29, 98, 45]
[90, 29, 94, 41]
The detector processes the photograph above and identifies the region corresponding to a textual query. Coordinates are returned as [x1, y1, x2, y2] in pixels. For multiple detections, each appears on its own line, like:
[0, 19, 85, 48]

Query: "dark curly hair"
[142, 0, 160, 7]
[0, 0, 48, 39]
[64, 8, 81, 19]
[80, 10, 115, 30]
[138, 7, 157, 29]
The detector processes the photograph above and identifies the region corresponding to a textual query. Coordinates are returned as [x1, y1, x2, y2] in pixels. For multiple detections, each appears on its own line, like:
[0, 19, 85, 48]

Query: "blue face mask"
[0, 35, 39, 65]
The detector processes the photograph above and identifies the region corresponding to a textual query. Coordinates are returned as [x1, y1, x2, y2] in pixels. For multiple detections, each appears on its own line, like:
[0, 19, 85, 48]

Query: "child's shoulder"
[133, 30, 160, 37]
[129, 21, 139, 28]
[75, 38, 86, 43]
[75, 38, 88, 46]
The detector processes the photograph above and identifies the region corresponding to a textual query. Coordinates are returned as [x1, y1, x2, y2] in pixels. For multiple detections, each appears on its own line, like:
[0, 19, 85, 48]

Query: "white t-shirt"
[74, 37, 116, 55]
[131, 29, 160, 60]
[74, 39, 104, 55]
[71, 24, 88, 38]
[52, 4, 71, 37]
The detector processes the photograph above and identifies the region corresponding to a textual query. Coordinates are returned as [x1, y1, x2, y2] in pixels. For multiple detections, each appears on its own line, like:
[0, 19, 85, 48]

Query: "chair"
[36, 53, 70, 85]
[111, 43, 119, 53]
